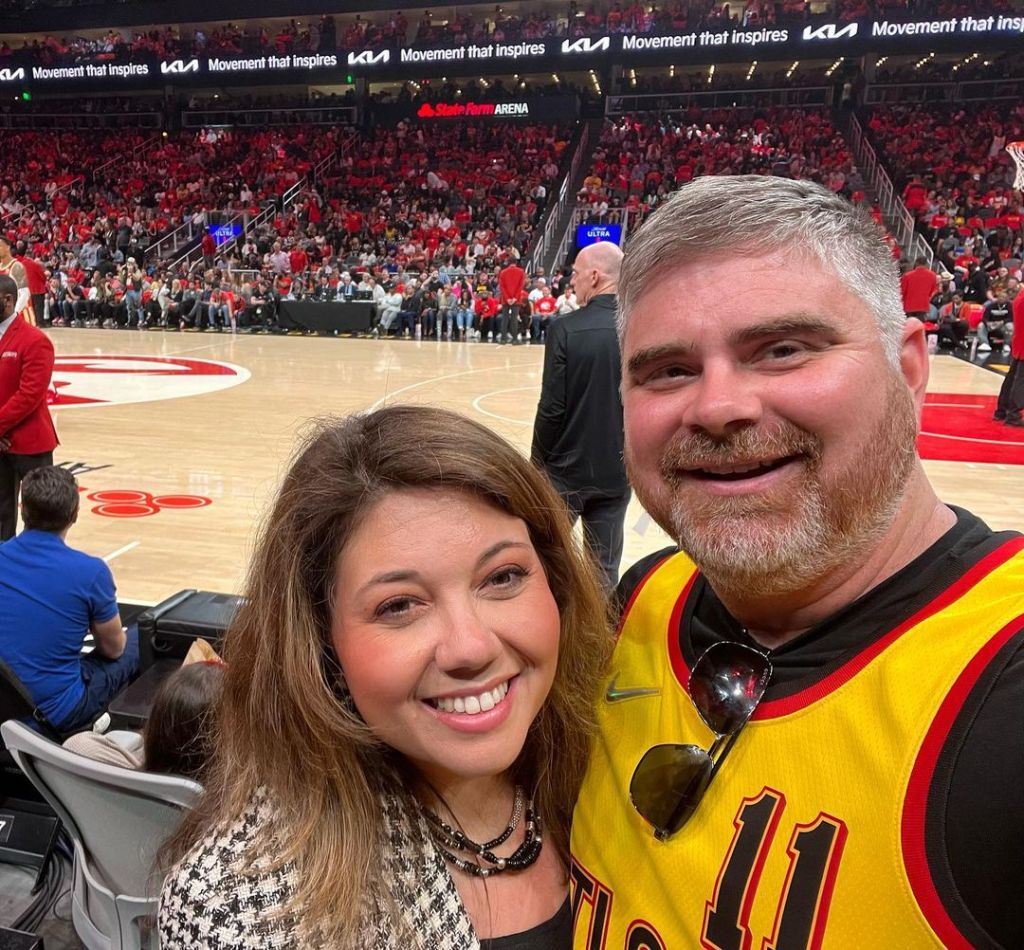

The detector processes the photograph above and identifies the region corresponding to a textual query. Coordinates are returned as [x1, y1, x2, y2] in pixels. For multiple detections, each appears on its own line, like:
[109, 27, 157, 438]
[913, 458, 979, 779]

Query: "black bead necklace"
[425, 785, 543, 878]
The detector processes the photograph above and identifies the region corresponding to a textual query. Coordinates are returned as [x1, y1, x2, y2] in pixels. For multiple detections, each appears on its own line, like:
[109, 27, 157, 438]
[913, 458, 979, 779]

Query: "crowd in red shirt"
[2, 126, 339, 272]
[868, 103, 1024, 266]
[579, 109, 860, 223]
[288, 121, 572, 274]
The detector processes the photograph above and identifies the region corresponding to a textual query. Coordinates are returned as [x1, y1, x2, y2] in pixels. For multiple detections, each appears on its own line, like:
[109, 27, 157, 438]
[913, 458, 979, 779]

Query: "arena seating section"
[3, 127, 340, 268]
[578, 109, 865, 235]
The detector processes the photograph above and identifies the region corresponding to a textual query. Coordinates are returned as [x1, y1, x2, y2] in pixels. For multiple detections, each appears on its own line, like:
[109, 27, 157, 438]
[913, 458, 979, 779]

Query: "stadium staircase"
[157, 127, 358, 275]
[526, 117, 604, 277]
[837, 109, 934, 265]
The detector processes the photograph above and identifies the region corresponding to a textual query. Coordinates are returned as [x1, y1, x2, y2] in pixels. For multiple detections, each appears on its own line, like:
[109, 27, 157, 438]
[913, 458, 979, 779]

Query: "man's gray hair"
[618, 176, 906, 366]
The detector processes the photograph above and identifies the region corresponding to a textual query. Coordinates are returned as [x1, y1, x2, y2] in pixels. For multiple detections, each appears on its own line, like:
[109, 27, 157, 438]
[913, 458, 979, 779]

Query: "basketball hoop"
[1008, 141, 1024, 190]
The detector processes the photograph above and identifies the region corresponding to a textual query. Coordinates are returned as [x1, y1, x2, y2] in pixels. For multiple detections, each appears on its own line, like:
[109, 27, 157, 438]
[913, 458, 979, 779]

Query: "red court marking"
[85, 489, 213, 518]
[152, 495, 212, 509]
[53, 356, 239, 376]
[919, 393, 1024, 465]
[50, 380, 104, 406]
[92, 503, 158, 518]
[87, 490, 151, 503]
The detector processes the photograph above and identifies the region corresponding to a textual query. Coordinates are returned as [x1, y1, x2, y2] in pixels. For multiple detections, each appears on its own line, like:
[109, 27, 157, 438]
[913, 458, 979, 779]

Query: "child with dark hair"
[143, 660, 224, 780]
[64, 660, 224, 783]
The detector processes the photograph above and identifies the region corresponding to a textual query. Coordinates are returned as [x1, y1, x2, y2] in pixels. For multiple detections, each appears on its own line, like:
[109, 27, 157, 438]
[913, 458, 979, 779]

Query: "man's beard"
[630, 377, 920, 598]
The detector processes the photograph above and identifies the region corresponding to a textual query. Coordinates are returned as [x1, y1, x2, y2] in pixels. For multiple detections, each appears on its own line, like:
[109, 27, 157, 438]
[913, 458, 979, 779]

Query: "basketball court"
[43, 329, 1024, 605]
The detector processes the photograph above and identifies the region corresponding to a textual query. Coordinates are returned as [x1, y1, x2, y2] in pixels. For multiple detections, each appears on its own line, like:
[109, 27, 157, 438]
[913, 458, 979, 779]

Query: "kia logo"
[802, 23, 859, 40]
[160, 59, 200, 74]
[0, 67, 25, 82]
[561, 36, 611, 54]
[347, 50, 391, 66]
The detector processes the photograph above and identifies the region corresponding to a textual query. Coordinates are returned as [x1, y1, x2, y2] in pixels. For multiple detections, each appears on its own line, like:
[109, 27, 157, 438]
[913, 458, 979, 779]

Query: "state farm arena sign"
[50, 355, 249, 409]
[417, 101, 529, 119]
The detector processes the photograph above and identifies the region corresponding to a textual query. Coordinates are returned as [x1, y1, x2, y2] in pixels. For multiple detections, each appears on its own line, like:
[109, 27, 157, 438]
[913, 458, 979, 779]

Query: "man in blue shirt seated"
[0, 465, 139, 731]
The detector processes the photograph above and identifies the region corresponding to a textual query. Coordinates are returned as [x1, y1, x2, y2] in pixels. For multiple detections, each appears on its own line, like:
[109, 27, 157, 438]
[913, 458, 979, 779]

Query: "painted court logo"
[919, 393, 1024, 465]
[50, 355, 249, 408]
[86, 489, 212, 519]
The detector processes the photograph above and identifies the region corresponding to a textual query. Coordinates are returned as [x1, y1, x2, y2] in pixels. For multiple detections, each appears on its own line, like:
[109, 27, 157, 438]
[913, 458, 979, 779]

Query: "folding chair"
[1, 721, 202, 950]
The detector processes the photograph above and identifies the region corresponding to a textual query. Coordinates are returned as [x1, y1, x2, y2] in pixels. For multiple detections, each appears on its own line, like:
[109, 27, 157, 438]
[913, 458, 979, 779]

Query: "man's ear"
[899, 317, 930, 415]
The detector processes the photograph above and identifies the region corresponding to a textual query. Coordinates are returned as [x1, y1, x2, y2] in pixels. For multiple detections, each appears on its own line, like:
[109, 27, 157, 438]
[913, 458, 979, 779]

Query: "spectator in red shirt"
[474, 290, 499, 341]
[16, 252, 47, 329]
[899, 258, 939, 319]
[530, 290, 558, 343]
[200, 231, 217, 269]
[497, 258, 526, 345]
[288, 243, 309, 276]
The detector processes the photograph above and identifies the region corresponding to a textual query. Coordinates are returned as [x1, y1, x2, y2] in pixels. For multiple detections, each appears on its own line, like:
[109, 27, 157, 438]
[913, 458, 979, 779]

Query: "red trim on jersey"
[666, 570, 698, 685]
[900, 614, 1024, 948]
[615, 551, 679, 640]
[666, 537, 1024, 716]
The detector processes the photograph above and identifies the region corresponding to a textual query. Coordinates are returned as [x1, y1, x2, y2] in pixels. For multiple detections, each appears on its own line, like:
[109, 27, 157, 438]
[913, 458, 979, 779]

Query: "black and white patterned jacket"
[158, 788, 480, 949]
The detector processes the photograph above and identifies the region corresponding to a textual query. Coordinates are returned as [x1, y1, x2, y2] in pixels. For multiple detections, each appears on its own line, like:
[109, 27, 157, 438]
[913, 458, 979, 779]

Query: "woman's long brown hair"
[162, 405, 613, 944]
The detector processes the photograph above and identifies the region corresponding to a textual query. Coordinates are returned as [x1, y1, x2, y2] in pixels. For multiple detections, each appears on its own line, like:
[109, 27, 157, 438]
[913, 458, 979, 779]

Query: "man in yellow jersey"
[571, 176, 1024, 949]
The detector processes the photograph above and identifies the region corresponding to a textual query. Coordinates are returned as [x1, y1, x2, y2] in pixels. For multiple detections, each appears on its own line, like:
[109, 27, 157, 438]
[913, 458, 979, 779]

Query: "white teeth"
[431, 680, 511, 715]
[702, 460, 773, 475]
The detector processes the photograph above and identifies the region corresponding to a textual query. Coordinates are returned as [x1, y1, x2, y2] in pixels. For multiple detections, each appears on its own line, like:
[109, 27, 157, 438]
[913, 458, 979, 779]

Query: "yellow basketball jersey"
[572, 540, 1024, 949]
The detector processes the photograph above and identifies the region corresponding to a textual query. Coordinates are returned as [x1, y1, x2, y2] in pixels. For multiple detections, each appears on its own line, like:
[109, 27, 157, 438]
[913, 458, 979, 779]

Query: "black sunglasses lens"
[690, 642, 772, 736]
[630, 744, 713, 839]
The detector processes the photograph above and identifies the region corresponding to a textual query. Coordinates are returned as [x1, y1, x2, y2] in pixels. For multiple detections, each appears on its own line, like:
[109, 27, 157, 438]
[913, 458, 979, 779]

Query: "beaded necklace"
[424, 785, 543, 878]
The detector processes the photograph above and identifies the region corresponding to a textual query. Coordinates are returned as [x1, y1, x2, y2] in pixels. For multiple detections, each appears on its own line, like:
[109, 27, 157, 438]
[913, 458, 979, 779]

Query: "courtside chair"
[1, 720, 202, 950]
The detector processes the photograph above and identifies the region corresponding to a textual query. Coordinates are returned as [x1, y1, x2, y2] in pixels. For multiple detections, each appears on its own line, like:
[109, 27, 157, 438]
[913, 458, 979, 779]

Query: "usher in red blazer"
[0, 315, 59, 455]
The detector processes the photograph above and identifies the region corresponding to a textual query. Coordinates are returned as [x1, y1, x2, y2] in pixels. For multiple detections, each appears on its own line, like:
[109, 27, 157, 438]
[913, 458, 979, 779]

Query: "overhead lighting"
[786, 60, 799, 78]
[825, 56, 844, 77]
[746, 60, 757, 81]
[669, 64, 675, 77]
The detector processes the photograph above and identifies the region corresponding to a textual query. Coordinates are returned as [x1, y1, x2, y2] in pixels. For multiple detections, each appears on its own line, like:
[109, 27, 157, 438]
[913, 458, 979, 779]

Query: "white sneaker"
[978, 343, 991, 352]
[92, 712, 111, 734]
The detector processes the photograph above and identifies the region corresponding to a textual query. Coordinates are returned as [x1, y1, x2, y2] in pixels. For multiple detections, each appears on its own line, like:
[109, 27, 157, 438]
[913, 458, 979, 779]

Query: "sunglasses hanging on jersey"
[629, 640, 772, 841]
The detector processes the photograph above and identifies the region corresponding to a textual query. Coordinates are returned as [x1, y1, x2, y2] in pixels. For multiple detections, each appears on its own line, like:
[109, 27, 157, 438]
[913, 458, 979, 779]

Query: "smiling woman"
[156, 405, 612, 949]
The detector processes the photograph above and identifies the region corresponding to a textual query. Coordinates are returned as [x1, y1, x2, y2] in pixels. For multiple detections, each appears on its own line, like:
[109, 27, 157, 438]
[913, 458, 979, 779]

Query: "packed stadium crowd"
[9, 100, 1019, 345]
[578, 108, 861, 224]
[1, 125, 340, 271]
[10, 119, 573, 340]
[0, 66, 1018, 353]
[867, 102, 1024, 276]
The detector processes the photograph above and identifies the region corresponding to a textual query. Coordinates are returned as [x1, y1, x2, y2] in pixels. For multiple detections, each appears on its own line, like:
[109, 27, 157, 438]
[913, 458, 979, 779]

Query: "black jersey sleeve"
[931, 629, 1024, 949]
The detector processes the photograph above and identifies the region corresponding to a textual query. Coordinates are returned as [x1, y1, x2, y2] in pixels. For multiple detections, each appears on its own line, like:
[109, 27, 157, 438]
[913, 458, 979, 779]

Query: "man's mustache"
[659, 424, 822, 481]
